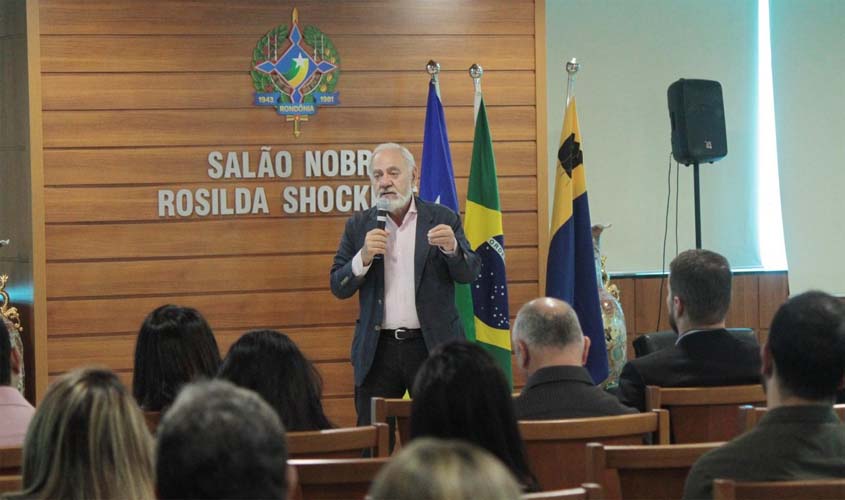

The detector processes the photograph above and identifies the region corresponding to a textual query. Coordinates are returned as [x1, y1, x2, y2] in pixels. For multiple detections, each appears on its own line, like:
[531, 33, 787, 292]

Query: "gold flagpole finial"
[426, 60, 441, 84]
[469, 63, 483, 82]
[292, 7, 299, 24]
[565, 58, 580, 107]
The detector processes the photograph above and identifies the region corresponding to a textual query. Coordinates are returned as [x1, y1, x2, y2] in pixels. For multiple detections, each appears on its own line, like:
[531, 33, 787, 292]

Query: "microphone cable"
[656, 152, 678, 332]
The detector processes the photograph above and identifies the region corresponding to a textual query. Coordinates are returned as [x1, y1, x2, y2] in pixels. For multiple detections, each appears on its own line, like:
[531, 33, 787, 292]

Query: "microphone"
[376, 197, 390, 230]
[374, 198, 390, 261]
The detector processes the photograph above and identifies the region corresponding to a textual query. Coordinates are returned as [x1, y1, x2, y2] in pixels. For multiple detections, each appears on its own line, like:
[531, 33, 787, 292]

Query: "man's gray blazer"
[330, 197, 481, 386]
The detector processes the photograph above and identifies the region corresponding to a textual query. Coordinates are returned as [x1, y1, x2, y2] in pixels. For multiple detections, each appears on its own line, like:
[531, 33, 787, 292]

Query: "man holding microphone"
[330, 143, 480, 426]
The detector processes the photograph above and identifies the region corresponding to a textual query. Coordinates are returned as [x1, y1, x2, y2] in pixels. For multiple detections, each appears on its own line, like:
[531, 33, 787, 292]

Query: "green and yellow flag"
[464, 97, 512, 386]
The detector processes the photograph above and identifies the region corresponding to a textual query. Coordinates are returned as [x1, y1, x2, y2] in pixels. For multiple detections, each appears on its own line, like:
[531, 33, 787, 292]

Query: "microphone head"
[376, 197, 390, 213]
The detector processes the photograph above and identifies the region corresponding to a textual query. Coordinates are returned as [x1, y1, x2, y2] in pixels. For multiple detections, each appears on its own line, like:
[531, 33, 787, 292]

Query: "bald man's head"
[513, 297, 584, 350]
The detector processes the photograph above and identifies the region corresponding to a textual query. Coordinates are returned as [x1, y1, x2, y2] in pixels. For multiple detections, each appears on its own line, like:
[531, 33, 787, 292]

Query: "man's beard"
[668, 302, 679, 333]
[380, 187, 413, 213]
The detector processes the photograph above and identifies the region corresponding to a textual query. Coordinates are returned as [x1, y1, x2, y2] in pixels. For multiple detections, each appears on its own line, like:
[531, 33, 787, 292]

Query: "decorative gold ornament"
[0, 274, 22, 333]
[0, 275, 25, 394]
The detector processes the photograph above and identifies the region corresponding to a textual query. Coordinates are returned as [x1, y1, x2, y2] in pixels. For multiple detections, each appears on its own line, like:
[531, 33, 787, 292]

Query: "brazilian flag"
[464, 98, 512, 387]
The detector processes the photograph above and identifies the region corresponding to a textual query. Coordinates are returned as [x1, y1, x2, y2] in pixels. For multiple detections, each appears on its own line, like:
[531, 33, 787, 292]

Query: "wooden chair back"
[518, 410, 669, 492]
[370, 397, 412, 449]
[523, 483, 603, 500]
[0, 475, 22, 495]
[585, 441, 724, 500]
[0, 447, 22, 475]
[143, 411, 161, 434]
[645, 385, 766, 443]
[738, 403, 845, 433]
[287, 423, 389, 458]
[713, 478, 845, 500]
[289, 457, 389, 500]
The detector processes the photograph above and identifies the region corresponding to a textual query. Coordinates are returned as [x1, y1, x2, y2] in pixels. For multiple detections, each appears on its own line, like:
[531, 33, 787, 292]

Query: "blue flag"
[546, 98, 609, 384]
[419, 81, 459, 209]
[419, 80, 476, 341]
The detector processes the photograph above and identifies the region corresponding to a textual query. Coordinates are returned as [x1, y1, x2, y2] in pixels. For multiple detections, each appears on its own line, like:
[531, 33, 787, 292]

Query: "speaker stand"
[693, 161, 702, 249]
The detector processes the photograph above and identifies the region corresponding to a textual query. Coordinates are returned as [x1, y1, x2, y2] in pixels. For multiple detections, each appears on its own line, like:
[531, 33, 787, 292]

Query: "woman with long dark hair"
[410, 340, 537, 491]
[132, 304, 221, 412]
[218, 329, 333, 431]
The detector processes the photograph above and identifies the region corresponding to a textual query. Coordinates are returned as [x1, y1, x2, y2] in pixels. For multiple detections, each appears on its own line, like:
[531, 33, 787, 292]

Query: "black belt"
[381, 328, 423, 340]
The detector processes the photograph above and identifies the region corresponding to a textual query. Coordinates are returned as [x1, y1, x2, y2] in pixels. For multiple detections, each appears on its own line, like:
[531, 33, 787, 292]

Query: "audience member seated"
[0, 318, 33, 447]
[512, 297, 636, 419]
[156, 379, 292, 500]
[616, 249, 761, 411]
[7, 368, 154, 499]
[411, 340, 538, 491]
[132, 304, 221, 411]
[683, 291, 845, 500]
[217, 329, 333, 430]
[368, 437, 522, 500]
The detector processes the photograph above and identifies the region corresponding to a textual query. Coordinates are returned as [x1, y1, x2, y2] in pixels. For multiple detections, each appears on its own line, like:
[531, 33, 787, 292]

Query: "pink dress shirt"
[353, 198, 421, 329]
[0, 386, 35, 447]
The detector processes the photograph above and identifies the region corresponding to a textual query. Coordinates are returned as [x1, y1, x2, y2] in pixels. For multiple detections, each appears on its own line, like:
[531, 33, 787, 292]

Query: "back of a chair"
[739, 404, 845, 433]
[287, 423, 389, 458]
[370, 397, 412, 448]
[646, 385, 765, 443]
[523, 483, 603, 500]
[0, 447, 22, 475]
[0, 474, 22, 495]
[713, 478, 845, 500]
[519, 410, 669, 491]
[585, 441, 724, 500]
[289, 457, 389, 500]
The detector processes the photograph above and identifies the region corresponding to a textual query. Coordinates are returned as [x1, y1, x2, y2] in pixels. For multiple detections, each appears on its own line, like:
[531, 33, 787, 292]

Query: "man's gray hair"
[369, 143, 416, 178]
[513, 299, 584, 349]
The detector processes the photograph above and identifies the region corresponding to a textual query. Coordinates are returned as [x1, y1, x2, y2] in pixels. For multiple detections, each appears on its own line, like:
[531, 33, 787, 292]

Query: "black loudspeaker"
[667, 79, 727, 165]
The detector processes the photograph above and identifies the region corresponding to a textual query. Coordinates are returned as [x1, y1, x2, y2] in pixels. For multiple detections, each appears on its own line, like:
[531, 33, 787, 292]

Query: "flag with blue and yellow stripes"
[546, 97, 608, 384]
[465, 97, 512, 387]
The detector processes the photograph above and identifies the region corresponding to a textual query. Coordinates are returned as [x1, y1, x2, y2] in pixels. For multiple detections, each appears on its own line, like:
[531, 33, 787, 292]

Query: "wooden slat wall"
[38, 0, 539, 424]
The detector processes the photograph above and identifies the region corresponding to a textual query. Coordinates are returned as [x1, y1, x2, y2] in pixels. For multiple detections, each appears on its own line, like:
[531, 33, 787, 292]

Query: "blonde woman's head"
[17, 367, 154, 500]
[368, 437, 522, 500]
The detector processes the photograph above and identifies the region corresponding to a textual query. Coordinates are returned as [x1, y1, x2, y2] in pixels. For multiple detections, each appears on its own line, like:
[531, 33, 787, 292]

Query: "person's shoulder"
[627, 344, 683, 370]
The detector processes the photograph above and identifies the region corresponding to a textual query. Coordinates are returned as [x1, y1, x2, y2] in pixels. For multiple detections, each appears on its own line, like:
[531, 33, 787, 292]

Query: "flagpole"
[469, 63, 483, 125]
[565, 58, 580, 107]
[427, 60, 441, 99]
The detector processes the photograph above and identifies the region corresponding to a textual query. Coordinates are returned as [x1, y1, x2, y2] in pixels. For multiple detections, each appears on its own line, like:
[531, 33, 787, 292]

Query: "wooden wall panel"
[44, 142, 538, 186]
[45, 212, 538, 260]
[48, 327, 355, 374]
[39, 1, 542, 413]
[42, 107, 536, 148]
[43, 71, 535, 110]
[47, 282, 538, 338]
[43, 177, 536, 223]
[46, 247, 538, 298]
[724, 274, 760, 330]
[41, 36, 535, 73]
[40, 0, 534, 36]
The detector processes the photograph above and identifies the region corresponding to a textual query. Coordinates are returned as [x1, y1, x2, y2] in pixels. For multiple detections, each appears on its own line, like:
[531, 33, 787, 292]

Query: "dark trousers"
[354, 334, 428, 430]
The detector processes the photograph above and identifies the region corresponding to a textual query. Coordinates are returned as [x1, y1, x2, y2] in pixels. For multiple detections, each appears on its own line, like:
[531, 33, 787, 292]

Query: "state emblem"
[251, 8, 340, 137]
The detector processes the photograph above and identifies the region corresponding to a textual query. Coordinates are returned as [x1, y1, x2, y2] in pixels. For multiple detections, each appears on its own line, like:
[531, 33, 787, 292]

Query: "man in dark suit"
[512, 297, 636, 419]
[683, 291, 845, 500]
[616, 249, 761, 412]
[330, 143, 480, 426]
